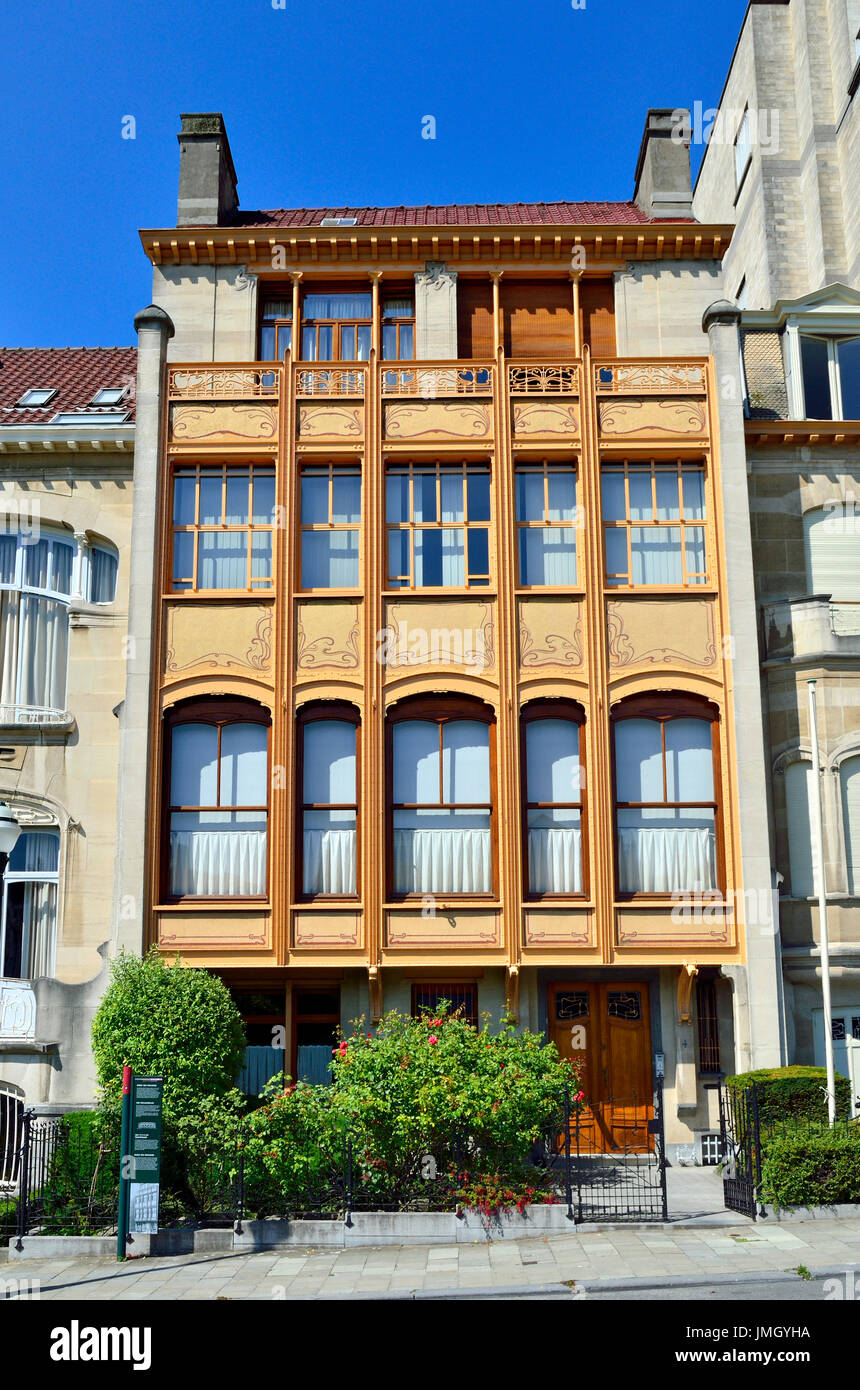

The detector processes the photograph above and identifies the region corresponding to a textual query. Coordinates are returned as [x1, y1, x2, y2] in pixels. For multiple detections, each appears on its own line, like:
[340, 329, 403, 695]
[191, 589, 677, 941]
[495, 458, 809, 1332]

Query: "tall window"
[515, 463, 577, 586]
[381, 297, 415, 360]
[799, 335, 860, 420]
[841, 755, 860, 896]
[259, 300, 293, 360]
[87, 545, 118, 604]
[0, 831, 59, 979]
[171, 464, 275, 592]
[0, 527, 73, 721]
[299, 707, 358, 897]
[390, 700, 493, 896]
[784, 760, 820, 898]
[613, 697, 720, 894]
[301, 292, 372, 362]
[696, 979, 721, 1073]
[386, 463, 491, 589]
[165, 702, 269, 899]
[602, 461, 707, 587]
[803, 505, 860, 632]
[300, 465, 361, 589]
[523, 703, 584, 895]
[734, 107, 752, 188]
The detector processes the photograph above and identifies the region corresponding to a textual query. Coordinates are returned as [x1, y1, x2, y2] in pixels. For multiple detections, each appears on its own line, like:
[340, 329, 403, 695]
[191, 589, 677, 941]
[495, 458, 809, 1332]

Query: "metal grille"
[742, 331, 789, 420]
[696, 979, 722, 1073]
[0, 1086, 23, 1187]
[567, 1080, 669, 1222]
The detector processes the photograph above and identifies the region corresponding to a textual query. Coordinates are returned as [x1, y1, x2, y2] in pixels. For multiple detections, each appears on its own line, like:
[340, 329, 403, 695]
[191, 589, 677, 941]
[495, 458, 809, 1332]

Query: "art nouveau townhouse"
[0, 347, 135, 1155]
[693, 0, 860, 1110]
[117, 109, 784, 1162]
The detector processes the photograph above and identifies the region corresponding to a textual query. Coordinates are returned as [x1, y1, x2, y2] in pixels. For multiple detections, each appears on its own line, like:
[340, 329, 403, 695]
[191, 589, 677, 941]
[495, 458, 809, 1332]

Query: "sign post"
[128, 1076, 164, 1236]
[116, 1065, 132, 1261]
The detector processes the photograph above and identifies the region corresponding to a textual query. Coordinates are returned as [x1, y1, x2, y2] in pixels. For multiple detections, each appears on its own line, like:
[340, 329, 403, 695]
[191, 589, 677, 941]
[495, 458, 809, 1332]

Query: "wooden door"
[549, 982, 653, 1152]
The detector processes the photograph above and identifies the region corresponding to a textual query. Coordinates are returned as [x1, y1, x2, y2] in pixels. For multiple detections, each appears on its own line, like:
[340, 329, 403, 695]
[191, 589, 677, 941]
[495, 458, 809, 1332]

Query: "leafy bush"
[760, 1126, 860, 1209]
[40, 1111, 117, 1236]
[242, 1006, 582, 1213]
[725, 1066, 851, 1125]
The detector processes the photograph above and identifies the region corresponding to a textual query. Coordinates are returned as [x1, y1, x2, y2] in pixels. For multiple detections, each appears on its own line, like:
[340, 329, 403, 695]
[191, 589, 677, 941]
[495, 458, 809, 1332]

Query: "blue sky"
[0, 0, 749, 348]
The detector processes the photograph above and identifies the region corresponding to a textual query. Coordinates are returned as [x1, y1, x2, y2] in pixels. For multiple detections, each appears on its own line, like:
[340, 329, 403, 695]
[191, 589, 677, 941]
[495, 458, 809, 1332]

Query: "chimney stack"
[176, 113, 238, 227]
[632, 109, 693, 220]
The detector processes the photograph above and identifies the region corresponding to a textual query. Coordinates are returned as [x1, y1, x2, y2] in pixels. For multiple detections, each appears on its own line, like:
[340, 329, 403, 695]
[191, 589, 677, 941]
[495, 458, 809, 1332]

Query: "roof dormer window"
[15, 389, 57, 408]
[90, 387, 126, 406]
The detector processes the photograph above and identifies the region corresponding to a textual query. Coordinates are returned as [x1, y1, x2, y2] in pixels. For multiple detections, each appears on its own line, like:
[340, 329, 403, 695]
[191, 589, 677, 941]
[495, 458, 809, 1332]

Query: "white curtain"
[786, 761, 820, 898]
[393, 827, 491, 893]
[89, 549, 117, 604]
[1, 834, 59, 979]
[528, 827, 582, 893]
[197, 532, 248, 589]
[25, 882, 58, 977]
[302, 828, 356, 894]
[302, 530, 359, 588]
[0, 593, 69, 714]
[840, 756, 860, 896]
[169, 825, 267, 896]
[618, 826, 716, 893]
[519, 528, 576, 585]
[630, 526, 683, 584]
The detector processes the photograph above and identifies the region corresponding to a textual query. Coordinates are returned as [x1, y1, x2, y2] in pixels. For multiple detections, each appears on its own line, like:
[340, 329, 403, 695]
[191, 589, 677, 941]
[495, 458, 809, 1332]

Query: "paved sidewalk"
[4, 1218, 860, 1300]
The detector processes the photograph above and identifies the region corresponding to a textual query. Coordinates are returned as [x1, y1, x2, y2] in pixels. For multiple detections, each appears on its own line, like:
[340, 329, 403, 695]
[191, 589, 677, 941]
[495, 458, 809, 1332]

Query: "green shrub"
[760, 1126, 860, 1209]
[40, 1111, 117, 1236]
[725, 1066, 851, 1125]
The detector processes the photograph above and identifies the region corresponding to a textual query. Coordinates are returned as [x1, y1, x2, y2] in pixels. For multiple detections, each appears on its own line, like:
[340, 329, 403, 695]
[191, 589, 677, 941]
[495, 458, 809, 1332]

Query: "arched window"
[612, 695, 721, 895]
[839, 755, 860, 895]
[784, 760, 821, 898]
[297, 704, 359, 898]
[0, 829, 60, 978]
[388, 697, 495, 897]
[521, 700, 585, 896]
[0, 526, 74, 721]
[164, 699, 270, 899]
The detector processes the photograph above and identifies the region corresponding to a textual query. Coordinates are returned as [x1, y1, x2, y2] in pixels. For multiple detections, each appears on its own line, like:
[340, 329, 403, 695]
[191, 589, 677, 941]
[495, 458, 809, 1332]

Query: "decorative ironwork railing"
[594, 362, 707, 394]
[508, 363, 580, 395]
[294, 365, 367, 397]
[381, 364, 494, 397]
[168, 367, 280, 400]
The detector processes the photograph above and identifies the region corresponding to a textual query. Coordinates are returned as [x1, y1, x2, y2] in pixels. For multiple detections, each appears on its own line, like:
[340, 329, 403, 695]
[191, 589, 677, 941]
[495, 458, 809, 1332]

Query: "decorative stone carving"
[293, 913, 362, 947]
[606, 599, 716, 669]
[0, 981, 36, 1040]
[519, 599, 583, 668]
[381, 601, 495, 671]
[297, 403, 364, 438]
[383, 401, 492, 441]
[164, 605, 273, 675]
[598, 397, 707, 437]
[296, 602, 361, 670]
[512, 401, 579, 437]
[170, 403, 277, 442]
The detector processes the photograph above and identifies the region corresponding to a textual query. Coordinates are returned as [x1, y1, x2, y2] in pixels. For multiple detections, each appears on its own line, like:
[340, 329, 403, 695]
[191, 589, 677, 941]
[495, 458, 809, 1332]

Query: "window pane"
[655, 472, 680, 520]
[303, 808, 356, 894]
[221, 723, 268, 805]
[276, 323, 292, 358]
[387, 529, 409, 584]
[169, 810, 267, 896]
[52, 542, 74, 595]
[631, 526, 683, 584]
[199, 474, 222, 526]
[527, 808, 581, 893]
[393, 807, 491, 893]
[382, 323, 397, 360]
[604, 528, 628, 580]
[317, 325, 334, 360]
[340, 325, 356, 360]
[251, 532, 272, 584]
[252, 472, 276, 525]
[837, 337, 860, 419]
[301, 325, 317, 360]
[519, 527, 576, 586]
[303, 293, 371, 319]
[8, 830, 59, 873]
[303, 721, 356, 803]
[415, 528, 464, 586]
[615, 719, 663, 803]
[301, 471, 330, 526]
[443, 721, 490, 803]
[617, 807, 716, 892]
[665, 719, 714, 801]
[198, 531, 247, 588]
[331, 471, 361, 524]
[302, 530, 359, 587]
[399, 324, 414, 358]
[171, 723, 219, 805]
[173, 472, 197, 525]
[17, 596, 69, 710]
[601, 471, 626, 521]
[414, 472, 438, 524]
[386, 472, 410, 524]
[801, 336, 833, 420]
[24, 539, 50, 590]
[466, 471, 490, 522]
[225, 470, 250, 525]
[90, 548, 118, 603]
[785, 761, 820, 897]
[628, 472, 652, 521]
[526, 719, 580, 804]
[394, 721, 439, 803]
[172, 531, 194, 585]
[839, 754, 860, 894]
[547, 470, 576, 521]
[356, 326, 371, 361]
[0, 534, 16, 584]
[682, 469, 705, 520]
[467, 527, 489, 578]
[516, 471, 544, 522]
[685, 527, 706, 580]
[259, 324, 275, 360]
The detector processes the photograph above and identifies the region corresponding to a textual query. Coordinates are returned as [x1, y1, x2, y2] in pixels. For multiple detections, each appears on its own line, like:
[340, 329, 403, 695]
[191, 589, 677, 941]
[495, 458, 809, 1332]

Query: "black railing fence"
[4, 1083, 671, 1243]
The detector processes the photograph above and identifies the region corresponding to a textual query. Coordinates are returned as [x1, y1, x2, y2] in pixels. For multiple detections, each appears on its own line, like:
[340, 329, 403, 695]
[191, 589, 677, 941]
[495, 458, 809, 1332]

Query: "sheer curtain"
[615, 718, 717, 892]
[413, 472, 466, 586]
[89, 549, 118, 604]
[301, 530, 359, 588]
[169, 722, 268, 896]
[393, 720, 491, 893]
[517, 470, 577, 586]
[1, 832, 60, 979]
[302, 720, 357, 895]
[526, 719, 582, 892]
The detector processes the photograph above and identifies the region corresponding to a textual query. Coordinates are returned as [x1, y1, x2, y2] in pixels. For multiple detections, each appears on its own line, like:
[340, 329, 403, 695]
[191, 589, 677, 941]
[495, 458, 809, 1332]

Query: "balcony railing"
[508, 363, 579, 395]
[295, 364, 367, 397]
[594, 361, 707, 394]
[167, 366, 280, 400]
[380, 363, 495, 397]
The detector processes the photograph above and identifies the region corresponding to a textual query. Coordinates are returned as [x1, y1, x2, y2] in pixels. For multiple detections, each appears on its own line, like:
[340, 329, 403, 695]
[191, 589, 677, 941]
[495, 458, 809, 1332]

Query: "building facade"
[0, 347, 136, 1143]
[117, 109, 786, 1161]
[693, 0, 860, 1108]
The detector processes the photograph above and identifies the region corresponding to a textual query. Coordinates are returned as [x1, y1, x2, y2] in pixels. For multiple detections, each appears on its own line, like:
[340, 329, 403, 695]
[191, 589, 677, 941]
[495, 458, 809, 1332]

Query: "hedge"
[760, 1126, 860, 1209]
[725, 1066, 851, 1125]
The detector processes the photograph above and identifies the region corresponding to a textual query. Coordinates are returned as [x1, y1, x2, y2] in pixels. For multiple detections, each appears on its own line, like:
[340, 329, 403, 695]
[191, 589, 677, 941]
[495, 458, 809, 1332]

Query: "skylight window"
[90, 387, 126, 406]
[320, 217, 358, 227]
[15, 388, 57, 407]
[50, 410, 129, 426]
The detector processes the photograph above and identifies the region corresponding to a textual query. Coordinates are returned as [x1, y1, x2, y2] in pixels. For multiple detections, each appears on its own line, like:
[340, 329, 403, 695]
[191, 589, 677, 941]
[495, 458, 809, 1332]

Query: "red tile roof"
[0, 347, 137, 427]
[227, 201, 695, 229]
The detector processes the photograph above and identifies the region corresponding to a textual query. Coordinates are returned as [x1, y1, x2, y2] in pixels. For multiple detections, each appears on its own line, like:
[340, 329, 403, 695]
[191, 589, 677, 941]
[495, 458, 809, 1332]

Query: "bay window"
[523, 702, 584, 895]
[171, 463, 275, 592]
[0, 830, 59, 979]
[386, 462, 491, 589]
[165, 701, 269, 899]
[301, 292, 372, 362]
[390, 700, 494, 896]
[602, 461, 707, 587]
[515, 462, 577, 586]
[613, 696, 720, 894]
[298, 706, 358, 897]
[300, 465, 361, 589]
[0, 527, 73, 721]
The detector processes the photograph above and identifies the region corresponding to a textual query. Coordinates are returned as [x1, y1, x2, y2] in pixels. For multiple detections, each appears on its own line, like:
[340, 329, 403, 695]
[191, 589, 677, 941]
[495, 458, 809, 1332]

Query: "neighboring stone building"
[115, 108, 787, 1165]
[0, 347, 135, 1139]
[694, 0, 860, 1108]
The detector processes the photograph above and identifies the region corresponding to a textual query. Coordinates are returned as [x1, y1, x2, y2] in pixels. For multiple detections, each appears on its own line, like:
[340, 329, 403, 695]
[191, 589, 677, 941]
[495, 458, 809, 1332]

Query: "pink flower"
[428, 1035, 439, 1046]
[575, 1090, 584, 1101]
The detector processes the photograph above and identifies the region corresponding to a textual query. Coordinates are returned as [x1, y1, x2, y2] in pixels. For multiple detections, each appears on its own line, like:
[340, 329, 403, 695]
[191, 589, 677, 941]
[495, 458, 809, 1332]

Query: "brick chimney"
[633, 108, 693, 220]
[176, 113, 238, 227]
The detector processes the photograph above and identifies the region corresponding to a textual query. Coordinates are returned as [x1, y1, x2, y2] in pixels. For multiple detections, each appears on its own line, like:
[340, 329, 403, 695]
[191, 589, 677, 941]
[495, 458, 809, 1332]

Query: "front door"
[549, 982, 653, 1152]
